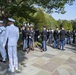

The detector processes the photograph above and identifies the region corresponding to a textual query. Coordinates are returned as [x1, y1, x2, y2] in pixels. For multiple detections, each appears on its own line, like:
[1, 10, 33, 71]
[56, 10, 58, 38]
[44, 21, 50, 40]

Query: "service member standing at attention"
[26, 27, 30, 51]
[66, 29, 72, 44]
[53, 27, 59, 48]
[21, 26, 26, 51]
[60, 27, 66, 50]
[0, 20, 6, 62]
[41, 26, 47, 51]
[4, 18, 19, 72]
[29, 26, 35, 51]
[48, 28, 53, 46]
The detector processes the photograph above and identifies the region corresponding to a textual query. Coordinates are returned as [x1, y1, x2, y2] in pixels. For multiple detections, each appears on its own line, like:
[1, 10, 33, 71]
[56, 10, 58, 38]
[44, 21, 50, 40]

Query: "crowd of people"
[21, 25, 76, 53]
[0, 18, 76, 73]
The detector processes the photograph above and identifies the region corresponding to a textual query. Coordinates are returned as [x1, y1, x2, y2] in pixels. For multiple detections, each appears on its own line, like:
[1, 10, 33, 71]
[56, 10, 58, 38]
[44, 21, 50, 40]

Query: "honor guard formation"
[0, 18, 76, 73]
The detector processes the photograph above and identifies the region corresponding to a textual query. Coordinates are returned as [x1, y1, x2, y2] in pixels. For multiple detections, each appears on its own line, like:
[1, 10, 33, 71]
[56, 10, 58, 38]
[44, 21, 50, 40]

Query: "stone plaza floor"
[0, 44, 76, 75]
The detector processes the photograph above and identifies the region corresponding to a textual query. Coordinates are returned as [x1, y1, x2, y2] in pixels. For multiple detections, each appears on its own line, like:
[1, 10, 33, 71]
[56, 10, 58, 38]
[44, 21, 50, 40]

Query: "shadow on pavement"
[65, 44, 76, 53]
[0, 50, 27, 75]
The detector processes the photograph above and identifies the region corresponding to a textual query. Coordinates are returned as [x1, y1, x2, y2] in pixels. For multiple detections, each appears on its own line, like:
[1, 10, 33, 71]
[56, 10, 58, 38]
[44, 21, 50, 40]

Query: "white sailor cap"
[8, 18, 15, 22]
[0, 20, 3, 23]
[29, 24, 34, 28]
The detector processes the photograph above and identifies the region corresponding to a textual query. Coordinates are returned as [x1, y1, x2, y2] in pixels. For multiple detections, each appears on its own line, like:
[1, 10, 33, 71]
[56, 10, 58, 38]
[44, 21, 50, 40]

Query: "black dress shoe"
[41, 50, 43, 52]
[0, 60, 6, 62]
[0, 59, 2, 62]
[27, 49, 30, 54]
[2, 60, 6, 63]
[62, 49, 65, 50]
[23, 49, 27, 51]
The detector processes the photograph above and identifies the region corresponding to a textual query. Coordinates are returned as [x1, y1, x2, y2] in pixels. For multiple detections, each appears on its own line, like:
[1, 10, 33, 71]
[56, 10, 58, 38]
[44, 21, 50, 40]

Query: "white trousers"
[0, 44, 6, 60]
[8, 46, 18, 71]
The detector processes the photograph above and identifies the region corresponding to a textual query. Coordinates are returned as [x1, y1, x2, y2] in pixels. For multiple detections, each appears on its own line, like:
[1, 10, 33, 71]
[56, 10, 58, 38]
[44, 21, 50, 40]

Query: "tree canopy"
[0, 0, 75, 19]
[34, 9, 58, 31]
[57, 20, 73, 31]
[0, 0, 75, 30]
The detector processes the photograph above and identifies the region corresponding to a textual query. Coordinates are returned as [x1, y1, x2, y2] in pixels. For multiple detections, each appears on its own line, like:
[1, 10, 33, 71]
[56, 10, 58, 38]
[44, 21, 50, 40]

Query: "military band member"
[0, 20, 6, 62]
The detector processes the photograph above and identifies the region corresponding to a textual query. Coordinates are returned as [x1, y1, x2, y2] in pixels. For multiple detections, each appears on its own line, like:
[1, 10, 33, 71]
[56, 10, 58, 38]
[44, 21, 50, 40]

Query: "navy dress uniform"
[0, 20, 6, 62]
[4, 18, 19, 72]
[41, 27, 47, 51]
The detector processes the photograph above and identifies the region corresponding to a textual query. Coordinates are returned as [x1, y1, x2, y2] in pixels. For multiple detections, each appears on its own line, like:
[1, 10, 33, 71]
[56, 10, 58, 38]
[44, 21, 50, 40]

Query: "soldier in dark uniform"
[53, 27, 59, 48]
[35, 29, 40, 42]
[73, 29, 76, 44]
[21, 26, 26, 51]
[41, 26, 47, 51]
[60, 27, 66, 50]
[47, 29, 49, 41]
[26, 27, 30, 49]
[29, 26, 35, 51]
[66, 29, 72, 44]
[48, 28, 53, 46]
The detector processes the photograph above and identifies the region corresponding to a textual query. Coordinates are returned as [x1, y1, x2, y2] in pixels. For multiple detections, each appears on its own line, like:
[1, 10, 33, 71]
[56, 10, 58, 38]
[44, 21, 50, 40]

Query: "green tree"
[0, 0, 36, 24]
[62, 20, 68, 30]
[0, 0, 75, 21]
[71, 19, 76, 30]
[68, 22, 73, 31]
[34, 9, 46, 31]
[34, 9, 58, 31]
[45, 13, 58, 29]
[57, 19, 63, 27]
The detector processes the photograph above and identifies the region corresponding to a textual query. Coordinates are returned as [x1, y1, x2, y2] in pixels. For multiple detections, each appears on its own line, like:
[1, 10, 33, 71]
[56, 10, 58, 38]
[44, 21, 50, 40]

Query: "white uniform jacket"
[0, 26, 6, 44]
[4, 24, 19, 46]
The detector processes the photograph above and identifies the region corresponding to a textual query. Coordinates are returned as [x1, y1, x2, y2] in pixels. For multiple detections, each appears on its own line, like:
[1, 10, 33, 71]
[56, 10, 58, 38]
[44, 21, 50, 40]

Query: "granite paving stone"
[0, 45, 76, 75]
[34, 57, 50, 66]
[67, 58, 76, 64]
[49, 57, 66, 64]
[52, 70, 60, 75]
[57, 64, 76, 75]
[41, 53, 54, 58]
[41, 61, 60, 72]
[35, 70, 50, 75]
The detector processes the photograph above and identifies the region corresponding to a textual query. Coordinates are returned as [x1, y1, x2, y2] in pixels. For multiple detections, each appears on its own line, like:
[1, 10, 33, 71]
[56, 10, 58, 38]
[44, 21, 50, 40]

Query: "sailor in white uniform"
[0, 20, 6, 62]
[4, 18, 19, 72]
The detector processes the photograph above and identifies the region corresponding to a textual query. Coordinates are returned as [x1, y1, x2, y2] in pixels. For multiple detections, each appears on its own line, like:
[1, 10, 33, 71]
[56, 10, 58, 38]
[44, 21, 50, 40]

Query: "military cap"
[0, 20, 3, 23]
[8, 18, 15, 22]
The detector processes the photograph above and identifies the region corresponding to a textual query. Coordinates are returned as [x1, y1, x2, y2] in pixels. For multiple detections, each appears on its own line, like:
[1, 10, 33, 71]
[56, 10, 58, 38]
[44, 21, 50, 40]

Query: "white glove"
[38, 36, 40, 38]
[29, 36, 31, 38]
